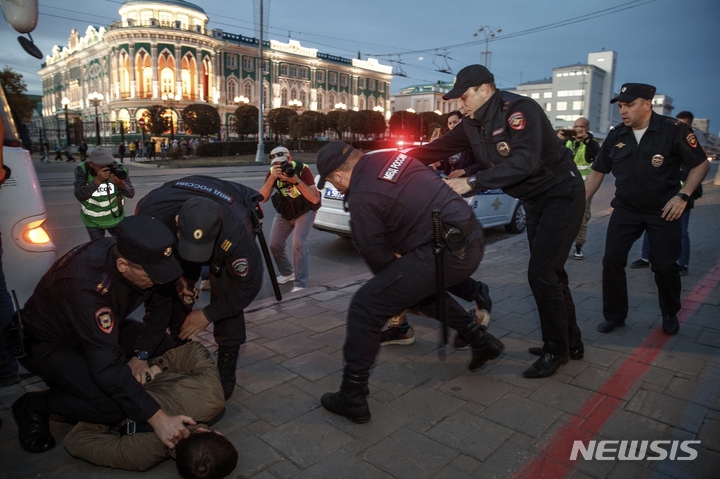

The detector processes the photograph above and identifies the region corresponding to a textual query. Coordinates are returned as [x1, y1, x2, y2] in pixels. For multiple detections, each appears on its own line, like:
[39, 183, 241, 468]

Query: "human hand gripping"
[444, 177, 473, 195]
[127, 356, 155, 385]
[147, 409, 195, 449]
[179, 309, 210, 340]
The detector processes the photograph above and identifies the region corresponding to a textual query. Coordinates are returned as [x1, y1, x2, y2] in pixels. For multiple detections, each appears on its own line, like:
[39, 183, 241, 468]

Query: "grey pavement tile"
[310, 325, 347, 349]
[362, 427, 458, 479]
[425, 411, 514, 461]
[665, 364, 720, 410]
[644, 350, 706, 377]
[343, 437, 373, 454]
[285, 312, 346, 333]
[251, 318, 306, 341]
[278, 301, 333, 319]
[698, 417, 720, 453]
[671, 338, 720, 365]
[599, 407, 669, 443]
[308, 290, 347, 302]
[246, 307, 286, 325]
[291, 449, 393, 479]
[528, 380, 597, 415]
[470, 440, 540, 479]
[281, 350, 342, 382]
[375, 338, 445, 365]
[479, 394, 563, 438]
[267, 458, 302, 479]
[245, 419, 275, 436]
[404, 350, 472, 381]
[237, 360, 298, 395]
[449, 454, 481, 475]
[369, 361, 432, 397]
[493, 314, 540, 336]
[263, 332, 326, 359]
[581, 345, 624, 368]
[648, 444, 720, 479]
[696, 330, 720, 349]
[260, 409, 354, 468]
[625, 388, 706, 433]
[236, 341, 279, 368]
[213, 400, 259, 435]
[430, 465, 476, 479]
[388, 387, 466, 425]
[324, 398, 413, 445]
[482, 358, 549, 390]
[242, 383, 319, 427]
[608, 461, 674, 479]
[318, 296, 352, 312]
[439, 373, 514, 406]
[222, 427, 284, 477]
[571, 366, 641, 400]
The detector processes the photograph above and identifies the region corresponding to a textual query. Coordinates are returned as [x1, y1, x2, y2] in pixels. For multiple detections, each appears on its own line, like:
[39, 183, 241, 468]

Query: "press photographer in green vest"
[73, 148, 135, 240]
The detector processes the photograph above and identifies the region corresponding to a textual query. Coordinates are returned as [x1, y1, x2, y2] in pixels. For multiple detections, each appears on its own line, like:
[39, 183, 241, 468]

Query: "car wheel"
[505, 202, 526, 234]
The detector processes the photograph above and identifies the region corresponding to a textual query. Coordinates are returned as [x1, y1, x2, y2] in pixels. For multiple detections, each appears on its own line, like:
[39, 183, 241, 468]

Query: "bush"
[167, 146, 183, 159]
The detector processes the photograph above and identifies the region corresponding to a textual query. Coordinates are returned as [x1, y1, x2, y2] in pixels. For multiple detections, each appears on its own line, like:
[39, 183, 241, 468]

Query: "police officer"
[585, 83, 709, 335]
[13, 215, 193, 453]
[135, 175, 264, 399]
[316, 142, 505, 424]
[407, 64, 586, 379]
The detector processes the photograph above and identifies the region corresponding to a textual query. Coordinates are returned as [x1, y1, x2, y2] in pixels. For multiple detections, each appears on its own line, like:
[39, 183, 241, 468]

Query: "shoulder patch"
[686, 133, 698, 148]
[508, 112, 526, 130]
[95, 273, 112, 296]
[95, 307, 114, 334]
[492, 127, 504, 137]
[664, 117, 682, 126]
[378, 152, 411, 184]
[231, 257, 249, 277]
[55, 243, 91, 270]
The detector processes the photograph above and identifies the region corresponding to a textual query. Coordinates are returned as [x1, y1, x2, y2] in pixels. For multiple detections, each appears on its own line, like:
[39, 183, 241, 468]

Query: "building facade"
[390, 81, 461, 115]
[37, 0, 392, 146]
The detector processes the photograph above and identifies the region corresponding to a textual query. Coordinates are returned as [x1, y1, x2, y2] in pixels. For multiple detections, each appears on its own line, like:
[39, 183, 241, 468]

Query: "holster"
[443, 216, 479, 260]
[2, 312, 28, 359]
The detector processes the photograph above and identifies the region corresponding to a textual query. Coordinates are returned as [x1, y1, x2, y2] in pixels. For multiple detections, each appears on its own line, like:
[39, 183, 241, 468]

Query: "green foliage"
[325, 110, 342, 138]
[143, 105, 171, 136]
[354, 110, 386, 138]
[337, 110, 358, 137]
[181, 103, 220, 137]
[289, 111, 326, 139]
[388, 111, 420, 139]
[195, 141, 276, 157]
[233, 104, 259, 137]
[266, 107, 297, 140]
[0, 67, 35, 123]
[420, 111, 443, 141]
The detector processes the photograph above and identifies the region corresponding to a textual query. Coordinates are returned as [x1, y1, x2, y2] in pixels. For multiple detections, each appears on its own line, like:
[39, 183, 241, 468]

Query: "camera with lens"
[108, 163, 127, 180]
[280, 160, 297, 178]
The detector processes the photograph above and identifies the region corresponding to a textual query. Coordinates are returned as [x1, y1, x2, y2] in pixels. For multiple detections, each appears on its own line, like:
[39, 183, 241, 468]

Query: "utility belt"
[441, 215, 480, 260]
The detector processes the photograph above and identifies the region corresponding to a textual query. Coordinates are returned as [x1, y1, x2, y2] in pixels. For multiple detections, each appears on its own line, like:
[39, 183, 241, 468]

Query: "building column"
[175, 45, 182, 97]
[129, 44, 136, 99]
[151, 43, 158, 99]
[310, 67, 317, 111]
[196, 50, 202, 101]
[351, 75, 359, 110]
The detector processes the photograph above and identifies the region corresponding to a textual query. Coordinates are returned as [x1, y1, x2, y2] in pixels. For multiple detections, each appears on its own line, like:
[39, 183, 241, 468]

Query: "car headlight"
[21, 219, 51, 245]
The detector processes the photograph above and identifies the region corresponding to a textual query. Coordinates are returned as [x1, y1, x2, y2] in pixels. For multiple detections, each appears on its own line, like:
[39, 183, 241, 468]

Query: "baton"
[250, 205, 282, 301]
[432, 209, 448, 353]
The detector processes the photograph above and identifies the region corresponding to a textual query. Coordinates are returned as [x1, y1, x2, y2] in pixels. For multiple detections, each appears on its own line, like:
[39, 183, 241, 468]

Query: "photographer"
[73, 148, 134, 240]
[259, 146, 321, 293]
[557, 117, 599, 260]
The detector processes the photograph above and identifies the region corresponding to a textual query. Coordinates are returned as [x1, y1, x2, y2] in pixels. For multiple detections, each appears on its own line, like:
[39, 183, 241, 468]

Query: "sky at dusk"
[2, 0, 719, 133]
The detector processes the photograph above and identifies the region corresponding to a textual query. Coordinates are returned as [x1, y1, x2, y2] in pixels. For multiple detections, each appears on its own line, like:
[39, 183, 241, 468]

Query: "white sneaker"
[199, 279, 211, 291]
[277, 273, 295, 284]
[290, 286, 305, 293]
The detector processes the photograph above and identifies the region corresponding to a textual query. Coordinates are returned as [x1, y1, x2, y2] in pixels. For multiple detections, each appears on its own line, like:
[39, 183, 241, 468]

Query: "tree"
[289, 111, 326, 139]
[420, 111, 443, 142]
[325, 110, 343, 139]
[266, 107, 297, 142]
[355, 110, 386, 139]
[0, 67, 35, 123]
[181, 103, 221, 137]
[388, 111, 419, 140]
[233, 104, 258, 138]
[143, 105, 171, 136]
[337, 110, 358, 139]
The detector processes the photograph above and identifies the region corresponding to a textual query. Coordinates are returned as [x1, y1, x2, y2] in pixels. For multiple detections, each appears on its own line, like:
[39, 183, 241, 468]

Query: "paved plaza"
[1, 173, 719, 479]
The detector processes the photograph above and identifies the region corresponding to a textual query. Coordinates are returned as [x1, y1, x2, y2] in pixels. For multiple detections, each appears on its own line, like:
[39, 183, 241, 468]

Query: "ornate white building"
[38, 0, 392, 145]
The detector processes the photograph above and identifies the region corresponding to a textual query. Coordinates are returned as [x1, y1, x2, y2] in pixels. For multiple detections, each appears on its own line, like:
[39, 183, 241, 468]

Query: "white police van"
[0, 87, 56, 305]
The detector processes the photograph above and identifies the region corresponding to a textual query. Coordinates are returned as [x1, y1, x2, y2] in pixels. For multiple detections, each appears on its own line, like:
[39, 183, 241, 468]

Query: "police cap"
[177, 197, 222, 263]
[611, 83, 656, 104]
[443, 65, 495, 100]
[116, 215, 182, 284]
[316, 141, 354, 189]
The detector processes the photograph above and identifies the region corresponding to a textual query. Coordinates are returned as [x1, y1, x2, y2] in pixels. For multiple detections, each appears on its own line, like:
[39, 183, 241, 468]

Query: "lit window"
[557, 101, 567, 111]
[543, 92, 552, 98]
[572, 101, 583, 111]
[545, 103, 552, 112]
[531, 93, 540, 99]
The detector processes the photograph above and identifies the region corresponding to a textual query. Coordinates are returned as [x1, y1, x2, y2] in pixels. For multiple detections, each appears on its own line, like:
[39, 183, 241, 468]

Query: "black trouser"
[523, 172, 585, 354]
[602, 206, 681, 322]
[19, 320, 154, 425]
[344, 237, 483, 373]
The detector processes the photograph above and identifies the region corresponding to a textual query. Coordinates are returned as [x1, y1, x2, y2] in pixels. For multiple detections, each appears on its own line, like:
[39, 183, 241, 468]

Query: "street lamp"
[373, 105, 384, 113]
[61, 96, 70, 146]
[234, 95, 249, 104]
[473, 26, 502, 67]
[87, 91, 104, 146]
[161, 93, 181, 141]
[289, 99, 302, 110]
[334, 102, 347, 110]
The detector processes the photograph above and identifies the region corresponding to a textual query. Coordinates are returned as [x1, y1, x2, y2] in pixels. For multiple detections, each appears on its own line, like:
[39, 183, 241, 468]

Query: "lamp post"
[473, 26, 502, 67]
[234, 95, 249, 105]
[87, 91, 103, 146]
[289, 99, 302, 111]
[161, 93, 181, 141]
[334, 102, 346, 110]
[61, 96, 70, 146]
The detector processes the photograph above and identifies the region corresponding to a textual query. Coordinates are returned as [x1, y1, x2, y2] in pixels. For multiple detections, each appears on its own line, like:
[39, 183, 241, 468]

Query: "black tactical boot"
[321, 371, 371, 424]
[217, 345, 240, 400]
[459, 321, 505, 371]
[12, 391, 55, 453]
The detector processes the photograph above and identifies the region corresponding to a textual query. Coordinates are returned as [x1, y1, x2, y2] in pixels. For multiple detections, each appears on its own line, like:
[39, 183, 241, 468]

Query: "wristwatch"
[466, 176, 479, 191]
[135, 350, 149, 361]
[676, 192, 690, 202]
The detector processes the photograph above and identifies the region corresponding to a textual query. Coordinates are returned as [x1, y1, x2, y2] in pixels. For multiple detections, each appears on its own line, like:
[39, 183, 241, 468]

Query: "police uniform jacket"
[408, 90, 576, 200]
[64, 342, 225, 471]
[347, 150, 481, 274]
[592, 112, 707, 211]
[135, 175, 264, 324]
[21, 239, 173, 422]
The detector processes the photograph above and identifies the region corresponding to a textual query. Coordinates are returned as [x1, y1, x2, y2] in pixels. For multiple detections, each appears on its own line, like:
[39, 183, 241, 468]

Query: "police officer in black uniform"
[12, 215, 194, 453]
[136, 175, 264, 399]
[407, 65, 586, 379]
[585, 83, 709, 335]
[316, 142, 505, 424]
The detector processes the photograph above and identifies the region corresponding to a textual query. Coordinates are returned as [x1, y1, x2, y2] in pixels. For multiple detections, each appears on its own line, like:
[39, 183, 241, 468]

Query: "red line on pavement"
[512, 257, 720, 479]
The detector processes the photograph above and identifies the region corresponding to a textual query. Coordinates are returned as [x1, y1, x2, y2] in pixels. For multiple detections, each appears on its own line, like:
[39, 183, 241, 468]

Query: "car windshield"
[0, 87, 21, 145]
